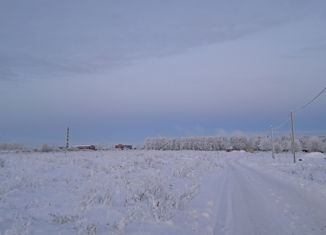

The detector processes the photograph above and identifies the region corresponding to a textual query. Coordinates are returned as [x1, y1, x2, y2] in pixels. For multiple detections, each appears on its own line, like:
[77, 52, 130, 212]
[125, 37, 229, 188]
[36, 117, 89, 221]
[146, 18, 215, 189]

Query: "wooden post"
[290, 112, 296, 163]
[271, 126, 275, 159]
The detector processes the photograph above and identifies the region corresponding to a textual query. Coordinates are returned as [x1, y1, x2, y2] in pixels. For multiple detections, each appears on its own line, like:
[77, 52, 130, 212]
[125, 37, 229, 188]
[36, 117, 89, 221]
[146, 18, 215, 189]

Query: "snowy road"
[214, 157, 326, 235]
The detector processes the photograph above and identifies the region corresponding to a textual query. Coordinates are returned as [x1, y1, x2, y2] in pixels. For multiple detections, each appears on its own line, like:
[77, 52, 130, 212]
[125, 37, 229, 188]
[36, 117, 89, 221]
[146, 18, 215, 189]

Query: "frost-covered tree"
[144, 135, 325, 152]
[0, 143, 24, 151]
[41, 144, 53, 152]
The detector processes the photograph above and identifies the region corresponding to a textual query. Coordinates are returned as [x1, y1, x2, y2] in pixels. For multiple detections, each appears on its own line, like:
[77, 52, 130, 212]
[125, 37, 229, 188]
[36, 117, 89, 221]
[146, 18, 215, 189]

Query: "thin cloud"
[0, 0, 321, 82]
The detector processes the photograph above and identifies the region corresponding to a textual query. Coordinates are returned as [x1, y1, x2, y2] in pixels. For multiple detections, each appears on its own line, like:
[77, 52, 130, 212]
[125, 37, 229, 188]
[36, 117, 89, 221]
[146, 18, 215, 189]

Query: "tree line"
[144, 135, 326, 153]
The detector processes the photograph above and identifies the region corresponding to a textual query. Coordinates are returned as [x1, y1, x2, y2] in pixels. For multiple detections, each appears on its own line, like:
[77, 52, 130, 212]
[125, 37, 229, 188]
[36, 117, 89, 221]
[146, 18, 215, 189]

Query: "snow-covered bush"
[80, 187, 112, 211]
[144, 135, 326, 152]
[306, 136, 323, 152]
[0, 143, 24, 151]
[41, 144, 53, 152]
[126, 179, 176, 221]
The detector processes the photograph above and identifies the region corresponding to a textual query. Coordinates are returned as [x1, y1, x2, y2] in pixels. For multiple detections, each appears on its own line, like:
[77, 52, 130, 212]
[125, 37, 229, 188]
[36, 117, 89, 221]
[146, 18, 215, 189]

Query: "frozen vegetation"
[0, 150, 224, 235]
[145, 135, 326, 152]
[1, 150, 326, 235]
[0, 143, 25, 152]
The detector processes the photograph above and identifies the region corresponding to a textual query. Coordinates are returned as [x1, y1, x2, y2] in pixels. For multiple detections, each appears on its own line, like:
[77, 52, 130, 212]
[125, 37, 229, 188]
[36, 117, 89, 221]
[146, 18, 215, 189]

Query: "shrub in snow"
[80, 187, 112, 211]
[124, 178, 178, 221]
[308, 136, 323, 152]
[293, 139, 302, 152]
[173, 166, 194, 178]
[41, 144, 53, 152]
[274, 142, 283, 153]
[0, 143, 24, 151]
[49, 213, 80, 224]
[123, 172, 199, 222]
[230, 136, 248, 151]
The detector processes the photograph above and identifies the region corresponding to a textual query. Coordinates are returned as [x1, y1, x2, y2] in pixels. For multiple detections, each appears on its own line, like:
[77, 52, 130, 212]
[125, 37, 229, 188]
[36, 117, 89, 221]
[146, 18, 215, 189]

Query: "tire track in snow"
[214, 157, 326, 235]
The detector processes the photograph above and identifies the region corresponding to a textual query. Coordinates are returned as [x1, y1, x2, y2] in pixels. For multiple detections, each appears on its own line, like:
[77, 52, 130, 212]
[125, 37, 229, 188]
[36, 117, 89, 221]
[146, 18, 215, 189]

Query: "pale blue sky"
[0, 0, 326, 146]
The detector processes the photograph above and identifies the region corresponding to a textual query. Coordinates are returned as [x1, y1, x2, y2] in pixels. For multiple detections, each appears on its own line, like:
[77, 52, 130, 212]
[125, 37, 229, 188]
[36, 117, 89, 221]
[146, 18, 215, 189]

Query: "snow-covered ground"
[1, 150, 326, 235]
[214, 152, 326, 235]
[0, 150, 224, 235]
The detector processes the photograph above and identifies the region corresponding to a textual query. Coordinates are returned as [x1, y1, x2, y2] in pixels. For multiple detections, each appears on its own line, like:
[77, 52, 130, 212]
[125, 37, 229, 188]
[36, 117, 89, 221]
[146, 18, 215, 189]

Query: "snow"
[0, 151, 224, 235]
[1, 150, 326, 235]
[214, 152, 326, 235]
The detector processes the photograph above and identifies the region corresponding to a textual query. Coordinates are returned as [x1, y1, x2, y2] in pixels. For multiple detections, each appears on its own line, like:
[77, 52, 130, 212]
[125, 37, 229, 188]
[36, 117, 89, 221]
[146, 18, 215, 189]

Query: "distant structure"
[76, 145, 96, 151]
[115, 144, 132, 150]
[66, 127, 70, 149]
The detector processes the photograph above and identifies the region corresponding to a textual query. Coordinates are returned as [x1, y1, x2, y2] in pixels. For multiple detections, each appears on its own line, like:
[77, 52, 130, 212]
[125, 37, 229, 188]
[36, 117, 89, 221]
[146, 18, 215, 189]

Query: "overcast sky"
[1, 0, 326, 147]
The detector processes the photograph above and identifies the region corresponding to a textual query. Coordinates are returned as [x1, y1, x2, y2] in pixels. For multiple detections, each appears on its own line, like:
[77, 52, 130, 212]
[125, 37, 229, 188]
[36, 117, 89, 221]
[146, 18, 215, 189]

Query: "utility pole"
[271, 126, 275, 159]
[290, 112, 296, 163]
[66, 127, 70, 150]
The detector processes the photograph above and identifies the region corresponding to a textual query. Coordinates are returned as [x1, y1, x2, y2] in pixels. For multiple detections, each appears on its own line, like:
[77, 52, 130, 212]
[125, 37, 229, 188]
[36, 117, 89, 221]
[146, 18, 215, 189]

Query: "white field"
[0, 150, 326, 235]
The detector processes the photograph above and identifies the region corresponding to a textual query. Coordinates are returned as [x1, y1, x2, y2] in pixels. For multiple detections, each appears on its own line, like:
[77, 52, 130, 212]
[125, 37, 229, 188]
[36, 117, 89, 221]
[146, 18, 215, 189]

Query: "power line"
[273, 118, 290, 131]
[270, 86, 326, 131]
[269, 86, 326, 163]
[294, 86, 326, 113]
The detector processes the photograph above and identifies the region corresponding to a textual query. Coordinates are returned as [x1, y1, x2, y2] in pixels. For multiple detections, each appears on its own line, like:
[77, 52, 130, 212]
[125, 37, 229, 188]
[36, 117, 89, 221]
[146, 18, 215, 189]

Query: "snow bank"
[244, 152, 326, 187]
[304, 152, 326, 159]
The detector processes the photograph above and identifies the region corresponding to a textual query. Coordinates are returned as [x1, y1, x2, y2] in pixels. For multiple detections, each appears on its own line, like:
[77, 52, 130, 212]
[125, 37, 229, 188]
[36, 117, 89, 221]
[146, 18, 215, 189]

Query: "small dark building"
[115, 144, 132, 150]
[76, 145, 96, 151]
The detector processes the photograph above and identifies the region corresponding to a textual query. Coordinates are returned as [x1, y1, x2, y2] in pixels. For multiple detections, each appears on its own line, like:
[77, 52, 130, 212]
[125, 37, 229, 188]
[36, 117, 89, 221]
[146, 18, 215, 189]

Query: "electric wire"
[270, 86, 326, 132]
[294, 86, 326, 113]
[273, 118, 290, 131]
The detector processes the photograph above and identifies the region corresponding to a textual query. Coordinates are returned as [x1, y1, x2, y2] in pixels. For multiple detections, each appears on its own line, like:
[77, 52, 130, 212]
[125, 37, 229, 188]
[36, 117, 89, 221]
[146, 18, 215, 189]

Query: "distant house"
[76, 145, 96, 151]
[115, 144, 132, 150]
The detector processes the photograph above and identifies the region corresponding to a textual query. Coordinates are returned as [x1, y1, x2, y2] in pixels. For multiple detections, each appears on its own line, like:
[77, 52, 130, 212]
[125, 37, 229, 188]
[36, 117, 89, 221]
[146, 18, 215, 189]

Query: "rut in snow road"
[214, 157, 326, 235]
